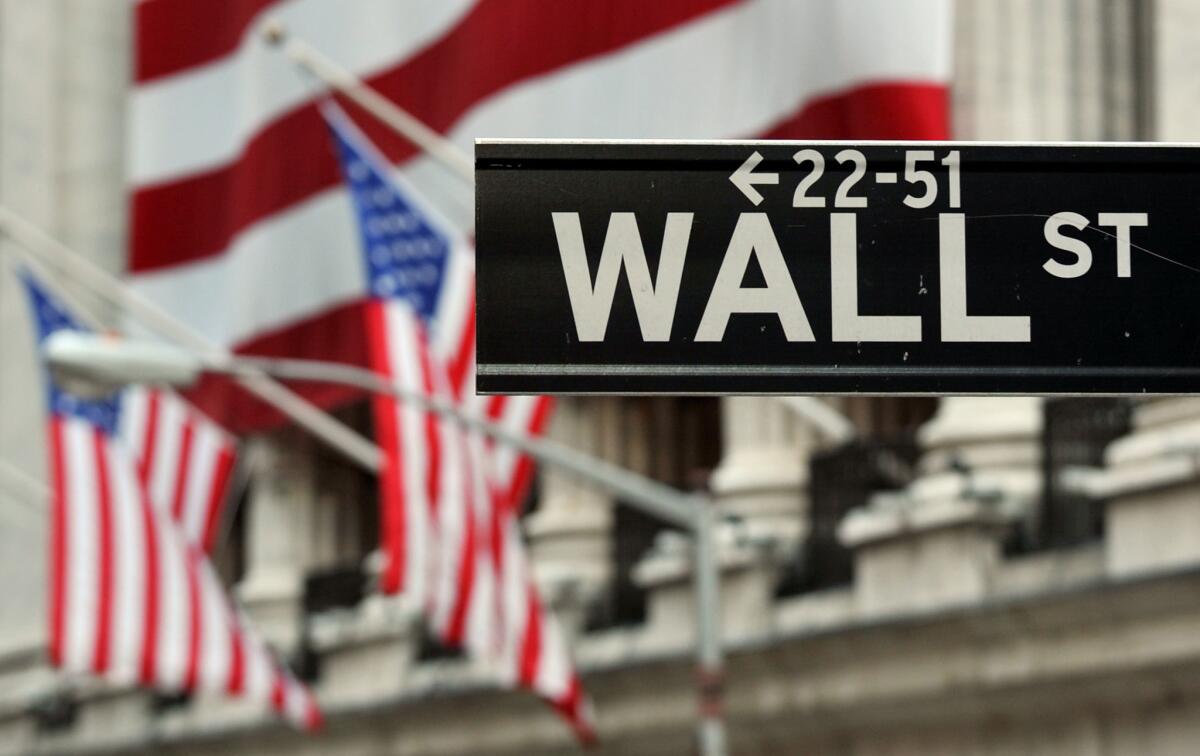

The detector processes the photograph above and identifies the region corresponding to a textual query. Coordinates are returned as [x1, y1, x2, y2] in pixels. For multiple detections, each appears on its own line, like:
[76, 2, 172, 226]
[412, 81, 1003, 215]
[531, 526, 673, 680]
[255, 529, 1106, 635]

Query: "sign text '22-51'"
[475, 141, 1191, 395]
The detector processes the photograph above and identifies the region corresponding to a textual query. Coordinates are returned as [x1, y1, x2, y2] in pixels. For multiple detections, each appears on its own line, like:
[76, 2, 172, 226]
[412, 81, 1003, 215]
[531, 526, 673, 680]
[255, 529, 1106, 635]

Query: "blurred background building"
[4, 1, 1200, 754]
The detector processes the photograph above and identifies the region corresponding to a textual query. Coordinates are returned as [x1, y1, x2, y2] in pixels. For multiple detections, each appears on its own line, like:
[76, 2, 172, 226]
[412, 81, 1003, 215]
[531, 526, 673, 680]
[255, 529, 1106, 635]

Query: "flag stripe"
[130, 0, 478, 184]
[183, 549, 203, 690]
[136, 389, 160, 484]
[417, 333, 442, 516]
[759, 80, 950, 140]
[62, 424, 98, 673]
[504, 400, 552, 511]
[128, 79, 948, 357]
[148, 396, 185, 514]
[129, 0, 740, 273]
[138, 480, 161, 685]
[134, 0, 280, 83]
[445, 298, 475, 400]
[518, 591, 541, 688]
[92, 431, 116, 674]
[365, 300, 406, 593]
[111, 452, 148, 685]
[182, 426, 220, 538]
[131, 0, 733, 185]
[388, 306, 435, 602]
[201, 446, 236, 552]
[48, 419, 67, 667]
[198, 564, 232, 691]
[441, 429, 478, 646]
[170, 421, 196, 522]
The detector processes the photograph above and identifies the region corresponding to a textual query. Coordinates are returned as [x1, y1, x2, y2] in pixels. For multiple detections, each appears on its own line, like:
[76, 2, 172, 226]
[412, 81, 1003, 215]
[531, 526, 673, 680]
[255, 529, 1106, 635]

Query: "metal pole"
[263, 23, 475, 186]
[231, 355, 698, 529]
[691, 501, 728, 756]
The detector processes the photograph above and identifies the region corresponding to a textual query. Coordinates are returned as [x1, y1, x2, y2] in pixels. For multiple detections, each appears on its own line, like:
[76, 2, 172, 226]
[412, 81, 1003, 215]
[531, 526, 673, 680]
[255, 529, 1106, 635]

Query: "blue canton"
[327, 115, 451, 326]
[21, 274, 121, 434]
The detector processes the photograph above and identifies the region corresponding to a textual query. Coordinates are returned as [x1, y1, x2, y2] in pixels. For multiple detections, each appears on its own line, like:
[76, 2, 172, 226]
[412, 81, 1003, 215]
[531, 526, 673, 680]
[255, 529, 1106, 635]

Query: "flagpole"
[0, 207, 383, 473]
[263, 22, 475, 187]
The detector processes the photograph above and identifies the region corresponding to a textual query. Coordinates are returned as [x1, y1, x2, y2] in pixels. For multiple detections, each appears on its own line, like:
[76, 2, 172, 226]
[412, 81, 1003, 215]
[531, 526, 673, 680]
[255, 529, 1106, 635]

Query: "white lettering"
[1042, 211, 1092, 278]
[939, 213, 1030, 342]
[1097, 212, 1148, 278]
[830, 214, 921, 341]
[552, 212, 693, 341]
[695, 213, 815, 342]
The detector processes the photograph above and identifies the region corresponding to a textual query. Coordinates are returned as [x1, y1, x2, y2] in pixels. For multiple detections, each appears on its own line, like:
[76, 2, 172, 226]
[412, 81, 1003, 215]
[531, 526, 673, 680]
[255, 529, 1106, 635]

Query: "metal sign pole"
[692, 502, 728, 756]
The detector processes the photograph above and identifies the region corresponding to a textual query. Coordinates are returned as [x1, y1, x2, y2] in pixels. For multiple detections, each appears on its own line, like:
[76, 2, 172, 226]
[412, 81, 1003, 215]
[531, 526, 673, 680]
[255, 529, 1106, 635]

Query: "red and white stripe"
[119, 386, 237, 553]
[363, 299, 437, 598]
[46, 414, 320, 730]
[128, 0, 951, 430]
[365, 278, 592, 737]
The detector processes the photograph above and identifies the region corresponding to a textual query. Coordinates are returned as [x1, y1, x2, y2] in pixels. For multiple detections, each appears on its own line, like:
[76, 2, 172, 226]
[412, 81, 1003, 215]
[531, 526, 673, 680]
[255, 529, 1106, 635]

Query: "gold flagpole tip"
[261, 18, 288, 46]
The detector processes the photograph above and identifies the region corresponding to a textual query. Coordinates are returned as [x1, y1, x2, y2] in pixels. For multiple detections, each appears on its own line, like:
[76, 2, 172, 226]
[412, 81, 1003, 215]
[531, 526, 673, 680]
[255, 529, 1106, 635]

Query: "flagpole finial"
[261, 18, 288, 47]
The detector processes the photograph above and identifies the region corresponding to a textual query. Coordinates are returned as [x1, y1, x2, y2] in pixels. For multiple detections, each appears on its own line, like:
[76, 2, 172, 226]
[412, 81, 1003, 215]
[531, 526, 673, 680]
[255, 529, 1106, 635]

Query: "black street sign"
[475, 140, 1200, 395]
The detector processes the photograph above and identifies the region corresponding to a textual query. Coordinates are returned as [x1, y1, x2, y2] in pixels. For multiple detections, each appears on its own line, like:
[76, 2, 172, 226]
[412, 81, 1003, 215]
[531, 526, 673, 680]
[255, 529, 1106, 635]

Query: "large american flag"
[324, 104, 591, 738]
[23, 274, 320, 731]
[127, 0, 951, 429]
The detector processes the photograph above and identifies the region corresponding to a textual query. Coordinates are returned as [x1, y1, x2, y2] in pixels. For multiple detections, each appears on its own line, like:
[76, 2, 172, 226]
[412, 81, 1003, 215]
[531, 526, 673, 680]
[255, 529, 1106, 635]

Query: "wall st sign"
[476, 141, 1192, 395]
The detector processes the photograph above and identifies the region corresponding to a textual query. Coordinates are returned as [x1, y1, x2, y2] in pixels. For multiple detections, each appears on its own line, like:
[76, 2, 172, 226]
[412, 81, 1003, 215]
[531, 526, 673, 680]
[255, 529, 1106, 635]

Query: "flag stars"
[330, 121, 452, 322]
[371, 187, 394, 208]
[50, 386, 121, 434]
[347, 159, 370, 183]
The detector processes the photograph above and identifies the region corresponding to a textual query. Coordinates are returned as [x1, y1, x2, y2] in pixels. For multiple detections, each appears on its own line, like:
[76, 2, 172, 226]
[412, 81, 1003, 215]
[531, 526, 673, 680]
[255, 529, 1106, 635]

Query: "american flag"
[324, 104, 592, 738]
[127, 0, 950, 429]
[22, 274, 320, 731]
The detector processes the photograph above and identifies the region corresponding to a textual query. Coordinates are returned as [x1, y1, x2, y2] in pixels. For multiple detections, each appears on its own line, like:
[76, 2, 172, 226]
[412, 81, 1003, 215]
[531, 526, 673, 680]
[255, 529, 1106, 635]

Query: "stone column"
[524, 397, 614, 638]
[839, 398, 1042, 617]
[632, 397, 819, 646]
[0, 0, 130, 668]
[709, 397, 818, 565]
[1094, 0, 1200, 578]
[1102, 400, 1200, 577]
[236, 429, 320, 652]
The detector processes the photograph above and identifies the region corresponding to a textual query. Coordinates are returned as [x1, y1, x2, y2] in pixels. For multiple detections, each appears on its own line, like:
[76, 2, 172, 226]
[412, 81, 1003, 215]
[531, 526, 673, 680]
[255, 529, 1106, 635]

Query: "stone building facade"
[4, 1, 1200, 754]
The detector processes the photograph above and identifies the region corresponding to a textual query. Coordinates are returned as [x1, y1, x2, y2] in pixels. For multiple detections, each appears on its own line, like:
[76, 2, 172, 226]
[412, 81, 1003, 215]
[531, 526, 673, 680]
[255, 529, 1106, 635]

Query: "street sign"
[475, 140, 1200, 395]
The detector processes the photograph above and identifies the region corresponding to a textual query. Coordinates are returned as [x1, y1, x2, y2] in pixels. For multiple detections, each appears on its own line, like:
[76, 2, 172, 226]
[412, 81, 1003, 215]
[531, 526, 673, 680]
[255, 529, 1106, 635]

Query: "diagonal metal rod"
[233, 355, 698, 528]
[0, 206, 383, 473]
[264, 22, 475, 186]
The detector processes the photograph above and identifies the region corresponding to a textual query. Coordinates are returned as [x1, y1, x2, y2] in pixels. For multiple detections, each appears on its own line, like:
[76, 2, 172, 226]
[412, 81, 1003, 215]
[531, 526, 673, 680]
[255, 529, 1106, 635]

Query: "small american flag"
[324, 104, 593, 740]
[23, 273, 320, 730]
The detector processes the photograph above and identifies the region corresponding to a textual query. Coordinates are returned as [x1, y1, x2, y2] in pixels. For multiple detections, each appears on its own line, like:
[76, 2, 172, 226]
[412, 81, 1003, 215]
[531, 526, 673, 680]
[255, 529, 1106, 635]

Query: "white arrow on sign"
[729, 150, 779, 206]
